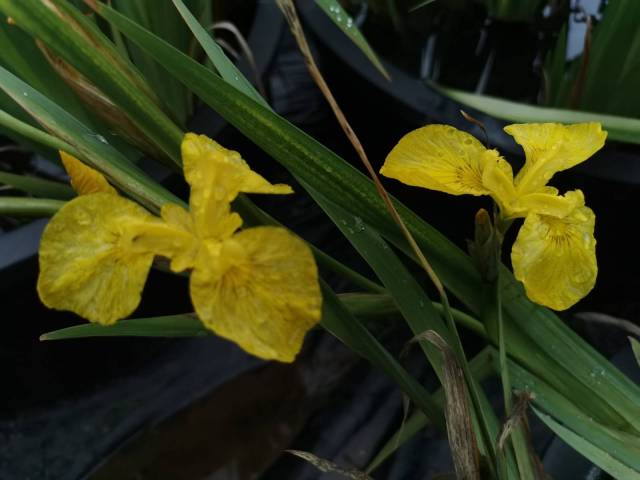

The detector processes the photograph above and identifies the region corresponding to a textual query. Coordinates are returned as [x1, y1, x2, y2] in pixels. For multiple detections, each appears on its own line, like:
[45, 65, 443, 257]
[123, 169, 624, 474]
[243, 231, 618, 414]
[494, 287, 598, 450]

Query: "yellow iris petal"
[37, 193, 158, 324]
[181, 133, 292, 239]
[190, 226, 322, 362]
[381, 124, 512, 196]
[511, 206, 597, 310]
[60, 150, 116, 195]
[505, 122, 606, 194]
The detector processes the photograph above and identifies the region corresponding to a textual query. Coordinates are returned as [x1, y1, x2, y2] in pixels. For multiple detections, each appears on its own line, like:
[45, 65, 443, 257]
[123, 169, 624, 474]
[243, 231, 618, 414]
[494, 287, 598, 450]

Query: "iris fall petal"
[37, 193, 158, 324]
[511, 206, 597, 310]
[190, 226, 322, 362]
[381, 124, 512, 196]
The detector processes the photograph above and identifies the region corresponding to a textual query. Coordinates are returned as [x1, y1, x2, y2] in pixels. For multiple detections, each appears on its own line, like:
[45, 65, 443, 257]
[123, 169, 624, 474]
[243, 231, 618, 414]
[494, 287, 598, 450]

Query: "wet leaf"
[314, 0, 390, 80]
[631, 337, 640, 368]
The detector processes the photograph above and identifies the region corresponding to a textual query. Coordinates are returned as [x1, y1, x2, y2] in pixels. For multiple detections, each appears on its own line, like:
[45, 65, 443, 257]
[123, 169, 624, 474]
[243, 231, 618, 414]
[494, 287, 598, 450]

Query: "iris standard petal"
[511, 206, 597, 310]
[505, 123, 606, 194]
[181, 133, 292, 239]
[381, 124, 512, 196]
[190, 226, 322, 362]
[37, 193, 159, 324]
[60, 150, 116, 195]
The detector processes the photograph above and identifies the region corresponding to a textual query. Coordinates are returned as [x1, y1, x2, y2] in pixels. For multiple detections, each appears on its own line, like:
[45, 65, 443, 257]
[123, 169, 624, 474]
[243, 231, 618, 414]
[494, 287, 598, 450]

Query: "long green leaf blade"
[533, 408, 640, 479]
[435, 85, 640, 144]
[171, 0, 268, 107]
[41, 314, 208, 340]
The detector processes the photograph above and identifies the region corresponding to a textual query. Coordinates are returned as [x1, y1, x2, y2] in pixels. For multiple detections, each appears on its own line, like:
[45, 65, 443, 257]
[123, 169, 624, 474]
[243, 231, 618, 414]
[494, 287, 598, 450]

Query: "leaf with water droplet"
[314, 0, 390, 81]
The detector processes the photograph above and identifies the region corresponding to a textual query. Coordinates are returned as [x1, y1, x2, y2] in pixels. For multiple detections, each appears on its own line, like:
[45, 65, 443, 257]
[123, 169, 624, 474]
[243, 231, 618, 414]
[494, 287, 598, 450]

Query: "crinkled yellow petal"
[505, 123, 606, 194]
[181, 133, 292, 239]
[60, 150, 116, 195]
[37, 193, 158, 324]
[190, 226, 322, 362]
[511, 206, 597, 311]
[381, 124, 512, 196]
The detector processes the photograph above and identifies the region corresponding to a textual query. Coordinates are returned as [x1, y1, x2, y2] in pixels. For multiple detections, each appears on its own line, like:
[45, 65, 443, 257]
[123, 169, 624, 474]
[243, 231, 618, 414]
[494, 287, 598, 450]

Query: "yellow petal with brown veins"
[511, 205, 597, 310]
[189, 226, 322, 362]
[381, 124, 513, 197]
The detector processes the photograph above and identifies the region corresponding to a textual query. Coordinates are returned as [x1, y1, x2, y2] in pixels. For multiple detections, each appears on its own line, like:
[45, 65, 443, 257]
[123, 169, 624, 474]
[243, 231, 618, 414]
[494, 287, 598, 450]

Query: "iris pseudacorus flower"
[380, 123, 607, 310]
[38, 134, 322, 362]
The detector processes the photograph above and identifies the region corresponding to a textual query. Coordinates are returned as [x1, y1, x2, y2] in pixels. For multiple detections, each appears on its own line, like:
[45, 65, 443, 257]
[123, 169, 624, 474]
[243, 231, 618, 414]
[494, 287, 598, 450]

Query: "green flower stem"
[493, 215, 537, 480]
[497, 263, 511, 415]
[342, 292, 487, 335]
[0, 110, 81, 156]
[0, 196, 65, 216]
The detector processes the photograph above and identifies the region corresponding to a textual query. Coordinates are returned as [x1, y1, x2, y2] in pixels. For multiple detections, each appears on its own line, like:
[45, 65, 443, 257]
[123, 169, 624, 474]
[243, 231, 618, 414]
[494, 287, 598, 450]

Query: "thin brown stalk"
[274, 0, 446, 301]
[276, 2, 499, 472]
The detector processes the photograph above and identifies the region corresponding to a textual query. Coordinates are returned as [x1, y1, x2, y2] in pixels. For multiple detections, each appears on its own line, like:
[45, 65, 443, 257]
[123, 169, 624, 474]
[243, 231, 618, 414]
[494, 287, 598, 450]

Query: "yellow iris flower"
[380, 123, 606, 310]
[38, 134, 322, 362]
